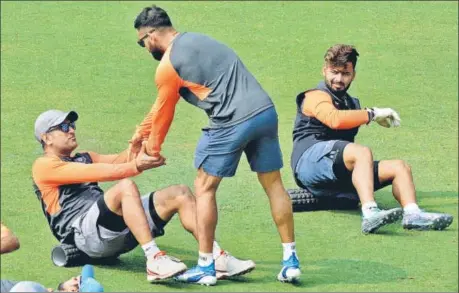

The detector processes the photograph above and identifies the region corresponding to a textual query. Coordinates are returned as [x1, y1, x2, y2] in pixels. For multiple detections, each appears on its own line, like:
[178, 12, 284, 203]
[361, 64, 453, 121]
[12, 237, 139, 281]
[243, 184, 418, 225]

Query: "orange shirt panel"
[182, 80, 212, 101]
[302, 90, 369, 130]
[32, 155, 141, 215]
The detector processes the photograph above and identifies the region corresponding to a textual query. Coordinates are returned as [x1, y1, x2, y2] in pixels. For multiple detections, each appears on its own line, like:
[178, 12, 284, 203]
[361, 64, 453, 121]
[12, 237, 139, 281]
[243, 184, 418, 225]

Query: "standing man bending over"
[32, 109, 254, 283]
[129, 5, 301, 285]
[291, 44, 453, 234]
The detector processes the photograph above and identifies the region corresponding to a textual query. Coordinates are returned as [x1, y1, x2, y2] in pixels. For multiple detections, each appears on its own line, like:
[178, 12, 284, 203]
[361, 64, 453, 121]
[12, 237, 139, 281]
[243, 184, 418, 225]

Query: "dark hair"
[324, 44, 359, 69]
[57, 282, 65, 291]
[134, 5, 173, 30]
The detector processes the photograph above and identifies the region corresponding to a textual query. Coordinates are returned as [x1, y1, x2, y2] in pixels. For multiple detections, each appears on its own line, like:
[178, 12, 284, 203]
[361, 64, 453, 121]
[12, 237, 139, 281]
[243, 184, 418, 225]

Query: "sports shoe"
[402, 211, 453, 230]
[146, 251, 187, 282]
[175, 262, 217, 286]
[277, 252, 301, 283]
[215, 250, 256, 279]
[361, 207, 403, 234]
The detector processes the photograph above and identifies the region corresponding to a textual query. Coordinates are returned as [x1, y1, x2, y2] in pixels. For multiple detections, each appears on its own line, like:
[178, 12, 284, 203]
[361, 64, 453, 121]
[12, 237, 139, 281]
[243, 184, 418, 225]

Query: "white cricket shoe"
[215, 250, 256, 279]
[277, 253, 301, 283]
[146, 251, 187, 282]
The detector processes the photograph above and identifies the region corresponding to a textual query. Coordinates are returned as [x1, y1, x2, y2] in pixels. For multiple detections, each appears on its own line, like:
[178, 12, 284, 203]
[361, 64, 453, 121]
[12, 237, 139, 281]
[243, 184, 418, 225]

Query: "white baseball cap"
[34, 110, 78, 143]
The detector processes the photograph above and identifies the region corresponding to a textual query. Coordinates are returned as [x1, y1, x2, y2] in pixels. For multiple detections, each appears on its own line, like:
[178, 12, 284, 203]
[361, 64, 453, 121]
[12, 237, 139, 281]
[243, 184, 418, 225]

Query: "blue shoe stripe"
[281, 266, 289, 279]
[282, 252, 300, 267]
[188, 272, 207, 282]
[178, 264, 216, 283]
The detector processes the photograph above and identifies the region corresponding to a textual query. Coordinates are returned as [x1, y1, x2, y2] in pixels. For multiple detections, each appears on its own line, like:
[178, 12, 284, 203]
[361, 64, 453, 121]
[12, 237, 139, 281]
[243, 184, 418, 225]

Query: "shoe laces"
[368, 207, 381, 212]
[220, 250, 238, 262]
[153, 251, 167, 260]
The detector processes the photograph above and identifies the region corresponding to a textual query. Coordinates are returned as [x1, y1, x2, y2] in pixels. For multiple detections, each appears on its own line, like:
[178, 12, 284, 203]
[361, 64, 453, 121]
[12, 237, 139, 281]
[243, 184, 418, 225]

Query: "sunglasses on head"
[137, 29, 156, 47]
[47, 121, 76, 133]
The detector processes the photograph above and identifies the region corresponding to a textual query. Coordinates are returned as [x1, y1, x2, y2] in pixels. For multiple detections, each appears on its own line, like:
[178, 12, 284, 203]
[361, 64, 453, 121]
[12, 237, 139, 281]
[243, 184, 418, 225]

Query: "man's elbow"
[1, 234, 20, 254]
[10, 237, 20, 252]
[327, 119, 343, 130]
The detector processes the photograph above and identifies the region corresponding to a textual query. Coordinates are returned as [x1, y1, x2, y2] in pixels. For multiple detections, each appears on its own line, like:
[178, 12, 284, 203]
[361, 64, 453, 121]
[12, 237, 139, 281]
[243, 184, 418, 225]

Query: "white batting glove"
[366, 107, 401, 128]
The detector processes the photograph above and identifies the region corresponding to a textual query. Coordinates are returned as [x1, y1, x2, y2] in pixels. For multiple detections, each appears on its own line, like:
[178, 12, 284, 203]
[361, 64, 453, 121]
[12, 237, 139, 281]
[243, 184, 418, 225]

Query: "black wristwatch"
[365, 108, 375, 123]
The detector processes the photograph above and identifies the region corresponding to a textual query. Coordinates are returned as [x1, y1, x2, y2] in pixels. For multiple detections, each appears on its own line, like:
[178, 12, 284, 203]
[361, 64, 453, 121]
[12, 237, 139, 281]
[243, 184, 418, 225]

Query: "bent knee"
[174, 184, 194, 201]
[393, 160, 411, 173]
[118, 178, 136, 189]
[357, 145, 372, 159]
[156, 185, 194, 210]
[345, 144, 373, 162]
[118, 179, 139, 196]
[194, 176, 220, 194]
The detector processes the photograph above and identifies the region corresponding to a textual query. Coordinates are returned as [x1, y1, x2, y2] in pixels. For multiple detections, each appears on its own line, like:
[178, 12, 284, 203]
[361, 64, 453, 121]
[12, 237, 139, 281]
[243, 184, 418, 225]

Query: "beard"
[151, 49, 164, 61]
[325, 80, 351, 98]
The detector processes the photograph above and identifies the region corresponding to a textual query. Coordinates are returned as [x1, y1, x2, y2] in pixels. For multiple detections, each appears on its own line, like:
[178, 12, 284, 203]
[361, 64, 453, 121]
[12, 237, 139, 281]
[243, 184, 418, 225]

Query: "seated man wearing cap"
[32, 110, 255, 282]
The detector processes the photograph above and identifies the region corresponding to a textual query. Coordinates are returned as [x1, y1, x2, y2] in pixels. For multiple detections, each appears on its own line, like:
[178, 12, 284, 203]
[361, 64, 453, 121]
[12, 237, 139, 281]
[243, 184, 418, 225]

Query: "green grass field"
[1, 1, 458, 292]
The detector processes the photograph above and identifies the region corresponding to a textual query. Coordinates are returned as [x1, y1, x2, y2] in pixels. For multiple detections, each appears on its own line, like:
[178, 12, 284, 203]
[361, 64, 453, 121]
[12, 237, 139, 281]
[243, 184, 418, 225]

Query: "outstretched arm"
[133, 51, 182, 157]
[302, 90, 370, 129]
[32, 156, 141, 186]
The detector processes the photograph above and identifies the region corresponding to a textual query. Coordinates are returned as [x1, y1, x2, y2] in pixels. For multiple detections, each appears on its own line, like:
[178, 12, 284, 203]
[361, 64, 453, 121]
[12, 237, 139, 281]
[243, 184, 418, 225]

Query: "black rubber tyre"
[287, 188, 360, 212]
[51, 244, 120, 267]
[287, 188, 320, 212]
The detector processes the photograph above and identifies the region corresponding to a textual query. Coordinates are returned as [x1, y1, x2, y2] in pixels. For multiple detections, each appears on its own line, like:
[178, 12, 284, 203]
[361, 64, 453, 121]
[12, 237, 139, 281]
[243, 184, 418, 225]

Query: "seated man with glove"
[290, 44, 453, 234]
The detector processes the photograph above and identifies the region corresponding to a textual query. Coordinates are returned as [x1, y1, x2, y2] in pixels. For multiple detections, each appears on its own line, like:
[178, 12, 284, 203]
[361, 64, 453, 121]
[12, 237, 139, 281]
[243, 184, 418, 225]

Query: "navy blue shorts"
[295, 140, 390, 197]
[194, 107, 283, 177]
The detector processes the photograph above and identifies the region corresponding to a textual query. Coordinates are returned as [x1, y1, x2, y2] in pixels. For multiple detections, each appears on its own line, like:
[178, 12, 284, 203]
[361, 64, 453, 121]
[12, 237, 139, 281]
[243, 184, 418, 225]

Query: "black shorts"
[330, 140, 392, 193]
[72, 192, 169, 258]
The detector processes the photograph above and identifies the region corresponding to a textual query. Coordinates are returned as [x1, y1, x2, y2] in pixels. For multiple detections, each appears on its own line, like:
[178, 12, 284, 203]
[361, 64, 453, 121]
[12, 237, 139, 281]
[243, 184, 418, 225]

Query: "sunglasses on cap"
[137, 29, 156, 47]
[47, 122, 76, 133]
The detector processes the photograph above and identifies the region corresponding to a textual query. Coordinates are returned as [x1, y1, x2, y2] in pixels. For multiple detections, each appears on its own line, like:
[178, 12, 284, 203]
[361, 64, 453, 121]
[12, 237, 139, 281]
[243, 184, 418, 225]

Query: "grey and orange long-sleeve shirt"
[136, 32, 274, 156]
[32, 150, 140, 244]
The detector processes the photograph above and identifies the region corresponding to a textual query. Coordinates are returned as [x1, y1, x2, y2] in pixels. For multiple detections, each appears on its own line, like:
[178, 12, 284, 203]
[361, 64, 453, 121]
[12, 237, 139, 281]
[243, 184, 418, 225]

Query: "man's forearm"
[137, 107, 155, 140]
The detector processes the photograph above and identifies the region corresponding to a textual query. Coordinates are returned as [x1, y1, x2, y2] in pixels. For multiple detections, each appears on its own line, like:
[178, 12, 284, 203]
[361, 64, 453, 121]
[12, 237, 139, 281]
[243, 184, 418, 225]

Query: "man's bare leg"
[257, 170, 300, 283]
[378, 160, 416, 207]
[342, 143, 376, 205]
[194, 169, 222, 266]
[378, 160, 453, 230]
[103, 179, 186, 281]
[152, 184, 256, 279]
[175, 169, 222, 286]
[342, 144, 402, 233]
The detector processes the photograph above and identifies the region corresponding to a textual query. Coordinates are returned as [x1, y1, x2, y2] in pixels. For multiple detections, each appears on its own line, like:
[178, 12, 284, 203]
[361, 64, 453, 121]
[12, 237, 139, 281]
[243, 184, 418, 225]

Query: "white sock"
[404, 203, 421, 214]
[198, 252, 213, 267]
[282, 242, 298, 261]
[142, 239, 160, 258]
[212, 240, 223, 259]
[361, 201, 378, 218]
